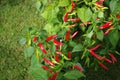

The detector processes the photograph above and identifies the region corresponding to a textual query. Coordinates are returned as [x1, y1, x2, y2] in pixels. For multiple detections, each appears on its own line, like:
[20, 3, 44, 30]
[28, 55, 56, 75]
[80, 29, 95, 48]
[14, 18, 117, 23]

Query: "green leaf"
[69, 41, 77, 47]
[19, 37, 26, 45]
[81, 49, 89, 59]
[29, 54, 47, 80]
[109, 0, 117, 12]
[109, 0, 120, 14]
[98, 11, 104, 18]
[108, 30, 120, 48]
[58, 0, 70, 7]
[29, 65, 47, 80]
[77, 7, 92, 23]
[64, 70, 85, 79]
[24, 46, 35, 57]
[41, 4, 59, 22]
[31, 54, 40, 68]
[51, 44, 56, 54]
[86, 30, 94, 39]
[72, 44, 83, 52]
[85, 57, 90, 67]
[96, 30, 104, 41]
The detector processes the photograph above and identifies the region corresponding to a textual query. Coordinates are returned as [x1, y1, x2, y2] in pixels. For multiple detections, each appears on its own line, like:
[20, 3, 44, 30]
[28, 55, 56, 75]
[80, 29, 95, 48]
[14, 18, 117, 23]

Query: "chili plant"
[20, 0, 120, 80]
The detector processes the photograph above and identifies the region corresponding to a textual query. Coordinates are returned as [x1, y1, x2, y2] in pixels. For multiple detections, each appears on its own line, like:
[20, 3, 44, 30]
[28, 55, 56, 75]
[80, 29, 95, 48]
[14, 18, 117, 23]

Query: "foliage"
[20, 0, 120, 80]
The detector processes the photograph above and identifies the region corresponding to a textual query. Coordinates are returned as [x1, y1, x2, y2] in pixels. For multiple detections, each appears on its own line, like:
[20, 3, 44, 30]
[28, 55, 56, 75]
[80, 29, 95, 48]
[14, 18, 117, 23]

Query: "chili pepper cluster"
[89, 44, 117, 70]
[23, 0, 120, 80]
[32, 29, 80, 80]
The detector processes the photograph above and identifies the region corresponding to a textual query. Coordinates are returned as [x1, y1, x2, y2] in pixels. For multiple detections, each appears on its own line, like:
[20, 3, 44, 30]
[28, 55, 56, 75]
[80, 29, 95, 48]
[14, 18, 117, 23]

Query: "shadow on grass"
[85, 49, 120, 80]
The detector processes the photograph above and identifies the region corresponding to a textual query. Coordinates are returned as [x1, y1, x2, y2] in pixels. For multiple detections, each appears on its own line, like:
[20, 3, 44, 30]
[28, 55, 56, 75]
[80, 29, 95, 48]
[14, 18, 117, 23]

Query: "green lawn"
[0, 0, 45, 80]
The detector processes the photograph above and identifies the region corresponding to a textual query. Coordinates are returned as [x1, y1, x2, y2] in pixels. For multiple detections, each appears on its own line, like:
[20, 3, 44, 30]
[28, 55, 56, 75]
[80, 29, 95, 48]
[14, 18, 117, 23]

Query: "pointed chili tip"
[69, 1, 76, 12]
[99, 62, 109, 70]
[55, 55, 60, 62]
[66, 30, 71, 41]
[104, 57, 112, 64]
[54, 39, 62, 46]
[90, 44, 102, 51]
[99, 20, 112, 30]
[41, 65, 49, 70]
[67, 52, 72, 59]
[74, 65, 83, 72]
[72, 31, 78, 38]
[38, 42, 47, 54]
[89, 50, 102, 60]
[63, 12, 69, 22]
[116, 14, 120, 19]
[109, 53, 117, 63]
[51, 72, 59, 80]
[43, 58, 54, 66]
[56, 51, 62, 54]
[69, 18, 80, 22]
[33, 36, 37, 42]
[45, 34, 57, 42]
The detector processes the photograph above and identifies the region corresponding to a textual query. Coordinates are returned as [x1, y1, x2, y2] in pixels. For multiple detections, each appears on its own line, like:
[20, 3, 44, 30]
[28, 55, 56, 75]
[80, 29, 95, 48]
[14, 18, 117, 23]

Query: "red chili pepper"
[96, 0, 104, 5]
[116, 14, 120, 19]
[80, 23, 85, 26]
[80, 22, 91, 26]
[55, 55, 60, 62]
[86, 21, 91, 25]
[46, 34, 57, 42]
[96, 18, 100, 20]
[38, 43, 47, 54]
[48, 77, 52, 80]
[104, 26, 113, 36]
[49, 70, 53, 73]
[99, 20, 112, 29]
[99, 62, 109, 70]
[33, 36, 37, 42]
[41, 66, 49, 71]
[42, 66, 53, 72]
[89, 50, 102, 60]
[72, 31, 78, 38]
[109, 53, 117, 63]
[69, 1, 75, 12]
[43, 58, 54, 66]
[63, 12, 69, 22]
[55, 45, 59, 50]
[104, 29, 111, 36]
[50, 72, 59, 80]
[69, 18, 80, 22]
[104, 57, 112, 64]
[67, 52, 72, 59]
[95, 0, 104, 8]
[53, 39, 62, 46]
[66, 30, 71, 41]
[90, 44, 102, 51]
[56, 51, 62, 54]
[74, 65, 83, 72]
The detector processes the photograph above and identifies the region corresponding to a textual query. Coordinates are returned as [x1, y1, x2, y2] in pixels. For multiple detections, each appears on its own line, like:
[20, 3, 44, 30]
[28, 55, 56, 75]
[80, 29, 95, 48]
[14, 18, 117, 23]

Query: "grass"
[0, 0, 45, 80]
